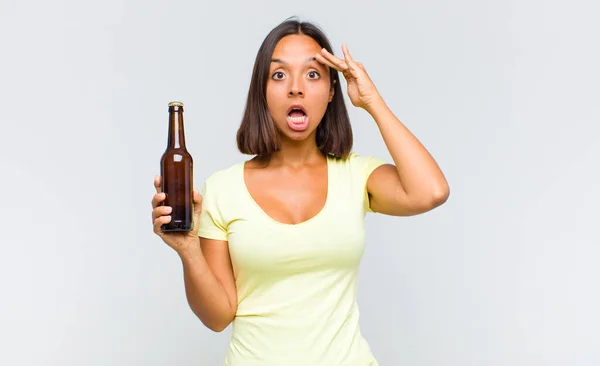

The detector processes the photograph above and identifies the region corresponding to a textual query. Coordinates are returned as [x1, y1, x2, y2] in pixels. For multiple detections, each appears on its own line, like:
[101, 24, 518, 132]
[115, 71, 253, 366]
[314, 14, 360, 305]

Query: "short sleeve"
[349, 153, 387, 213]
[197, 178, 228, 241]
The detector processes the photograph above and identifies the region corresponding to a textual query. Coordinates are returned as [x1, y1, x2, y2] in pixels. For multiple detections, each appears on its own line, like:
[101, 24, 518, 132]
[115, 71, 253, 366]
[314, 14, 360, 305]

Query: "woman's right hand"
[151, 175, 203, 255]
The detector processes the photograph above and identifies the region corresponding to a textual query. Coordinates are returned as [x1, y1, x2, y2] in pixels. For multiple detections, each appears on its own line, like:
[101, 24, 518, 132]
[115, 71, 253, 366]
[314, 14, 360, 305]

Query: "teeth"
[287, 115, 307, 123]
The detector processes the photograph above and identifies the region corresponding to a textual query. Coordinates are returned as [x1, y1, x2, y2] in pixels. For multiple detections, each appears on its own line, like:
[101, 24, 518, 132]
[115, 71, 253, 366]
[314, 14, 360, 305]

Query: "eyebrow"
[271, 56, 318, 65]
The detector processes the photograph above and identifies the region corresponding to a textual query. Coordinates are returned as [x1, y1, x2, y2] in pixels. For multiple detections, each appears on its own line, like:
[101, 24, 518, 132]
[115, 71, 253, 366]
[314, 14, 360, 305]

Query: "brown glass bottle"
[160, 101, 194, 232]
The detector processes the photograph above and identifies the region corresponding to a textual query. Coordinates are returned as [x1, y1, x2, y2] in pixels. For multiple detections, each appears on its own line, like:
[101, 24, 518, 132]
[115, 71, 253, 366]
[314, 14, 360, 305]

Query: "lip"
[286, 103, 307, 115]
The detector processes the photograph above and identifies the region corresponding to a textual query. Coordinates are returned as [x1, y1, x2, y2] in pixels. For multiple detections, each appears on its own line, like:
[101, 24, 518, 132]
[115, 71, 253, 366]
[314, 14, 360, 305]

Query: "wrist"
[363, 94, 387, 117]
[177, 237, 203, 262]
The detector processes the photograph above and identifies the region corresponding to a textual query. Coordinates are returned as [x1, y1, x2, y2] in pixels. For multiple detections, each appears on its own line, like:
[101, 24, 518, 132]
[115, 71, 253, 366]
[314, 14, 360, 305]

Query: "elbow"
[203, 316, 234, 333]
[207, 322, 230, 333]
[431, 183, 450, 207]
[197, 308, 236, 333]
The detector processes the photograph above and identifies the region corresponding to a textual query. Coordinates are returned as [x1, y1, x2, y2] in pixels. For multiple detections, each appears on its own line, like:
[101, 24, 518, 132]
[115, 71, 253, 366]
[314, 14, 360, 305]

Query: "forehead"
[271, 34, 322, 60]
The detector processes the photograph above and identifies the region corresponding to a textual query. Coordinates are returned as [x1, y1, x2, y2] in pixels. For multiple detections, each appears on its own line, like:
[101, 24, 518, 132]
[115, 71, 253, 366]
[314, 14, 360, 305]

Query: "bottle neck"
[167, 107, 186, 149]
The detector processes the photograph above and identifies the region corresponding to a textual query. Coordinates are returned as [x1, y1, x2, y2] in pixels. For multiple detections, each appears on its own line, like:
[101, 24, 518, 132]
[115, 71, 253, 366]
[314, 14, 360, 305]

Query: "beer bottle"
[160, 101, 194, 232]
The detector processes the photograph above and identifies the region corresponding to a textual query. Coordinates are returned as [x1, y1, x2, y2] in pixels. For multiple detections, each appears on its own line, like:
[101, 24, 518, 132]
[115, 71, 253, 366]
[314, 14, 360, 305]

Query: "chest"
[223, 160, 368, 277]
[244, 163, 328, 226]
[227, 208, 366, 277]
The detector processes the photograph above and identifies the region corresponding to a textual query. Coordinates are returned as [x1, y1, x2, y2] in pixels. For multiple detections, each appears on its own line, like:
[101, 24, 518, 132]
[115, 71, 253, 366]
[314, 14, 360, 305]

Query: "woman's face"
[266, 34, 334, 142]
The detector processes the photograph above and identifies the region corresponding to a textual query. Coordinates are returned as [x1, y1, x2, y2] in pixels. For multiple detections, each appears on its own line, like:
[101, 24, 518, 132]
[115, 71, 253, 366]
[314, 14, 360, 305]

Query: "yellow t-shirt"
[198, 152, 386, 366]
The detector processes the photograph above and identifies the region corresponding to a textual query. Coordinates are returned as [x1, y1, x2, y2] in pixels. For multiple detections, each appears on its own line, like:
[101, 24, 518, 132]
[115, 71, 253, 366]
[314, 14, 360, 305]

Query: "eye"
[308, 70, 320, 79]
[272, 71, 285, 80]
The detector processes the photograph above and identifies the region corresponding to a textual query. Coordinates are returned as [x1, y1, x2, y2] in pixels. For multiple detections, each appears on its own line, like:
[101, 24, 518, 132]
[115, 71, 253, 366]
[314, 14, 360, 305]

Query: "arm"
[366, 97, 450, 216]
[316, 45, 450, 217]
[178, 238, 237, 332]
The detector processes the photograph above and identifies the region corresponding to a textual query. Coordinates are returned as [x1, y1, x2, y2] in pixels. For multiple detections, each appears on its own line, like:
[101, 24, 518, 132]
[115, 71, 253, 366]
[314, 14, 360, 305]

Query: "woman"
[151, 18, 449, 366]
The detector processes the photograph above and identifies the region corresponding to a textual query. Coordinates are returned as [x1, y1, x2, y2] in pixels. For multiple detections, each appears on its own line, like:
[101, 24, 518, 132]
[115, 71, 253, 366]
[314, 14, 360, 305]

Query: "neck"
[168, 109, 186, 149]
[268, 136, 324, 168]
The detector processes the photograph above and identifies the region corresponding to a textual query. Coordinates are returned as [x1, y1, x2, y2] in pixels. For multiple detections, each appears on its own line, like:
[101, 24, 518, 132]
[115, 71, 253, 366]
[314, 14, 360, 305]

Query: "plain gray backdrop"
[1, 0, 598, 365]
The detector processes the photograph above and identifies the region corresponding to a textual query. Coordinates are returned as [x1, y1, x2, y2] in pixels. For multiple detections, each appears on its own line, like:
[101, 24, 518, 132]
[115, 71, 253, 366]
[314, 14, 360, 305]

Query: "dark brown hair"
[236, 17, 353, 158]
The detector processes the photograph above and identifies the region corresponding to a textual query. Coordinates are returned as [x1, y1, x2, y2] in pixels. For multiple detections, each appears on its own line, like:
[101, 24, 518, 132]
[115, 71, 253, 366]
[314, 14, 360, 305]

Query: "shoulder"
[202, 161, 244, 196]
[329, 152, 387, 176]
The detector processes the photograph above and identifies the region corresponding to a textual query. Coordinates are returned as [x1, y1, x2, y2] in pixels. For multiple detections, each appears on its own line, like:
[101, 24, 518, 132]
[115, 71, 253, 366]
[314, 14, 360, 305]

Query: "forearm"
[366, 97, 449, 201]
[178, 245, 234, 332]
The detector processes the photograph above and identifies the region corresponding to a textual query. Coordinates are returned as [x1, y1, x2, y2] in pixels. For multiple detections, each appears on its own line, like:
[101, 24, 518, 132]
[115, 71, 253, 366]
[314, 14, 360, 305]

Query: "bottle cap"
[168, 101, 184, 107]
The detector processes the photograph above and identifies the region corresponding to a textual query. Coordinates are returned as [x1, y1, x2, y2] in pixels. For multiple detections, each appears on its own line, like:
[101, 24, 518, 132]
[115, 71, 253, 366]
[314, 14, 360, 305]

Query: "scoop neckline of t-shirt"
[240, 156, 331, 227]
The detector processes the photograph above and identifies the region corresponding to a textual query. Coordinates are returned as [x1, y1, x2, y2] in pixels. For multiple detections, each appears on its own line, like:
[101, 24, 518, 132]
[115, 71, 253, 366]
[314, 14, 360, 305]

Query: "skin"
[266, 34, 334, 145]
[245, 34, 334, 225]
[315, 44, 450, 215]
[150, 34, 450, 332]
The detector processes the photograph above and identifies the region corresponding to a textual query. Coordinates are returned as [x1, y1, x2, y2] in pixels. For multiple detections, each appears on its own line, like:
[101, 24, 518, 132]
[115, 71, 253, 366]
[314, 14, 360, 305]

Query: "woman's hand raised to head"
[151, 175, 204, 256]
[315, 44, 383, 112]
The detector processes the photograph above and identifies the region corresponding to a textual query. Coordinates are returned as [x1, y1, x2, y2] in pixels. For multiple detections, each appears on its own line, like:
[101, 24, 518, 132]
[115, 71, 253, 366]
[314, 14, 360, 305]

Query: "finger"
[342, 44, 354, 62]
[152, 205, 172, 220]
[192, 189, 203, 208]
[322, 50, 349, 71]
[154, 176, 162, 193]
[319, 48, 349, 71]
[341, 44, 360, 70]
[151, 192, 166, 208]
[315, 53, 341, 72]
[192, 189, 203, 232]
[153, 215, 171, 234]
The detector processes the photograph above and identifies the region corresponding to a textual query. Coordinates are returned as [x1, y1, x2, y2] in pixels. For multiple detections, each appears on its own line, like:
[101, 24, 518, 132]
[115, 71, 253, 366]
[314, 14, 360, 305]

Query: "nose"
[288, 75, 304, 97]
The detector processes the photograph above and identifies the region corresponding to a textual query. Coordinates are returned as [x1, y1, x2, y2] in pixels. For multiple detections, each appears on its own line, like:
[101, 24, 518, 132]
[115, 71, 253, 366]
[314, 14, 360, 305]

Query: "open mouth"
[286, 105, 309, 131]
[287, 107, 306, 122]
[287, 104, 307, 118]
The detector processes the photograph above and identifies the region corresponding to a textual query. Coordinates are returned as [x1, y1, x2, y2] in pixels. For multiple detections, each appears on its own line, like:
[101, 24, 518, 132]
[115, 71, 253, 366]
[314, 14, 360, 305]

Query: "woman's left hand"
[316, 44, 382, 111]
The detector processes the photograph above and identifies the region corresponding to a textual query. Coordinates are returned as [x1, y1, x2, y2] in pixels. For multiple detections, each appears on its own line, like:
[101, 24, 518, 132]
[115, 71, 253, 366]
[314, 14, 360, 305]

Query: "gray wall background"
[1, 0, 598, 365]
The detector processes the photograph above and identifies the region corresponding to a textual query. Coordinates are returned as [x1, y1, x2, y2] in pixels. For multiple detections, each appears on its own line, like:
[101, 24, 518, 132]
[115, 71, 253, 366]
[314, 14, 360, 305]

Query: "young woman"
[151, 18, 449, 366]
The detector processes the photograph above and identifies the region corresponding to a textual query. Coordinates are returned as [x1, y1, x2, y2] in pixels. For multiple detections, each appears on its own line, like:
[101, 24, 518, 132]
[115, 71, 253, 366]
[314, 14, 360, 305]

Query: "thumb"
[192, 188, 203, 232]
